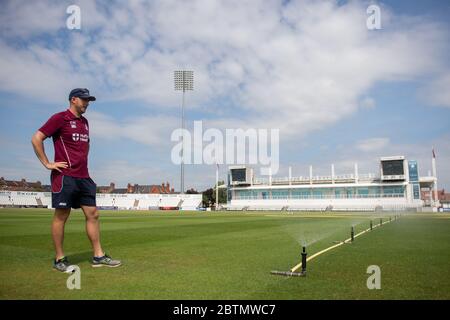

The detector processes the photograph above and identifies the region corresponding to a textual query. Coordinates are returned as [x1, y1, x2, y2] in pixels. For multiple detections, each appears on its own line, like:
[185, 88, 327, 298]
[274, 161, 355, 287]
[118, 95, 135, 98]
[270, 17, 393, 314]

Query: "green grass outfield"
[1, 208, 449, 299]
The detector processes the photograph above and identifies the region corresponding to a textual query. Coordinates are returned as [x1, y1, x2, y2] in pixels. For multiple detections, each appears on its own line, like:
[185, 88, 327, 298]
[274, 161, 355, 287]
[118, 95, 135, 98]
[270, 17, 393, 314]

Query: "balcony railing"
[252, 173, 378, 185]
[233, 193, 405, 200]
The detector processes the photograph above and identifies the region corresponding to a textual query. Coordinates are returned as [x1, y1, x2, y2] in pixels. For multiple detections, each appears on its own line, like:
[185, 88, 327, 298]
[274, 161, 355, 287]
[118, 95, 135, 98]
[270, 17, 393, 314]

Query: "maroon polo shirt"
[39, 109, 90, 178]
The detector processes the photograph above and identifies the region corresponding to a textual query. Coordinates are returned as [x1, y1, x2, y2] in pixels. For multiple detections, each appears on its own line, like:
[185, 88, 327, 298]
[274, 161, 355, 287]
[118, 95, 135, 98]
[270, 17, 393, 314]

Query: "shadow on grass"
[67, 251, 92, 264]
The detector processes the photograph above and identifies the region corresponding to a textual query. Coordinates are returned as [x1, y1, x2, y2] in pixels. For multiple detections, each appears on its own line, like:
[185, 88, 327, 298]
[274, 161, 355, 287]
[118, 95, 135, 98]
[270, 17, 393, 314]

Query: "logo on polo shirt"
[70, 121, 77, 129]
[72, 133, 88, 142]
[80, 134, 89, 142]
[72, 133, 80, 141]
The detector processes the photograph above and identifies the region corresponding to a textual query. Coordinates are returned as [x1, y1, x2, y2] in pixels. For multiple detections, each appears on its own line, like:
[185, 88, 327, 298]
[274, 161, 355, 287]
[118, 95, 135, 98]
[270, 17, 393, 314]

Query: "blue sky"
[0, 0, 449, 191]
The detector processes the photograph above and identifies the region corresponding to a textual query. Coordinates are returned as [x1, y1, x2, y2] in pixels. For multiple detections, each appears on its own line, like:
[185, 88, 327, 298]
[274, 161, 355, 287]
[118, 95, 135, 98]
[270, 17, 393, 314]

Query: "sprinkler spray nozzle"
[300, 246, 307, 276]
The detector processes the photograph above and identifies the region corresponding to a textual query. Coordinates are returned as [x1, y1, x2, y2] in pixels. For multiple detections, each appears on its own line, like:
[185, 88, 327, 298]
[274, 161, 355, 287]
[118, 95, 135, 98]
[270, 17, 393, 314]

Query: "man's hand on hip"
[45, 162, 68, 172]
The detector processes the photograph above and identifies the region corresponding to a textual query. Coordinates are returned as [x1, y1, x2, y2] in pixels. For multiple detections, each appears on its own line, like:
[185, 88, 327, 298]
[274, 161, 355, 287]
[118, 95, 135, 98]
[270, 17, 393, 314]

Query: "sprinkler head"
[351, 226, 354, 242]
[300, 246, 307, 276]
[271, 270, 304, 277]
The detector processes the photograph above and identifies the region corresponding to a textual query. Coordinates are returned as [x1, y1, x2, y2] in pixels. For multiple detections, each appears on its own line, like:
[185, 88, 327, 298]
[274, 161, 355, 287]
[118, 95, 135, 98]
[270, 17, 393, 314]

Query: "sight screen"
[382, 160, 404, 176]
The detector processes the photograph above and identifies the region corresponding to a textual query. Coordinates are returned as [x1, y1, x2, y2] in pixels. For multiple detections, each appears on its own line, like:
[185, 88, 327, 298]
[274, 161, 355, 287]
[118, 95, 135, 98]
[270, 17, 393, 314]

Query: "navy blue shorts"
[51, 172, 96, 209]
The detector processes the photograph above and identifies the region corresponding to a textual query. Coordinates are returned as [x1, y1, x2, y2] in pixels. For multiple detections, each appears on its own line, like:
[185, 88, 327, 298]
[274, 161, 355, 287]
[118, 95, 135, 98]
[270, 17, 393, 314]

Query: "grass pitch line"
[290, 218, 395, 273]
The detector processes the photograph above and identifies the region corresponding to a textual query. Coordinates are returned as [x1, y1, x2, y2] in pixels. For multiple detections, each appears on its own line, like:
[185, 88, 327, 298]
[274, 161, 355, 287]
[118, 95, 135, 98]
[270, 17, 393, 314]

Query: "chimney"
[166, 182, 170, 193]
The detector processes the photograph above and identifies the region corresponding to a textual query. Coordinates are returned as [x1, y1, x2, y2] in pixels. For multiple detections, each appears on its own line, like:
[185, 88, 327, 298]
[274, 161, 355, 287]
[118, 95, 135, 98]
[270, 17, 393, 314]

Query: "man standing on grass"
[31, 88, 121, 272]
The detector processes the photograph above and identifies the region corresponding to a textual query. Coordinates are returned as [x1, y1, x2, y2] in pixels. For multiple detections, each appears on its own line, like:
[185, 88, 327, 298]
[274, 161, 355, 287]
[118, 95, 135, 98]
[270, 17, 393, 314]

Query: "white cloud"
[1, 1, 450, 191]
[360, 97, 376, 110]
[0, 0, 66, 38]
[88, 110, 178, 147]
[279, 134, 450, 190]
[0, 0, 449, 139]
[420, 72, 450, 108]
[356, 137, 390, 152]
[0, 40, 94, 102]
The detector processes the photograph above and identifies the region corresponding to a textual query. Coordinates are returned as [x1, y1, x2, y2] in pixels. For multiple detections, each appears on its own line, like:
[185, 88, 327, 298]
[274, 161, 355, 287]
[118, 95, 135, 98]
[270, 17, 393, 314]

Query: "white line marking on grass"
[290, 218, 394, 273]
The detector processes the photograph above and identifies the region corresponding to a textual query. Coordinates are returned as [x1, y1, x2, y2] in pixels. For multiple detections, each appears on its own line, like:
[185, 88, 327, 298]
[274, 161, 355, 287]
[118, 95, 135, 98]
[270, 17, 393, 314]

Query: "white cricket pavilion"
[227, 156, 439, 211]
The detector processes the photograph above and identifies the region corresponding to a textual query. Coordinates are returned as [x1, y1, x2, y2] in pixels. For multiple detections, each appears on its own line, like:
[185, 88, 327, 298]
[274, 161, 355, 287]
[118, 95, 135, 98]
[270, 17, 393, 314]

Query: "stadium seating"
[135, 196, 160, 210]
[0, 193, 12, 206]
[159, 195, 181, 208]
[179, 197, 202, 210]
[1, 192, 186, 210]
[1, 189, 422, 212]
[0, 191, 53, 207]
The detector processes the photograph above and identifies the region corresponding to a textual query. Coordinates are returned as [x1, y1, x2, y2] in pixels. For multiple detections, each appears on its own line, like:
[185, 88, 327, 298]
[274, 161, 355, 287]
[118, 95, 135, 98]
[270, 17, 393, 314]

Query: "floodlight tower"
[216, 163, 219, 210]
[174, 70, 194, 194]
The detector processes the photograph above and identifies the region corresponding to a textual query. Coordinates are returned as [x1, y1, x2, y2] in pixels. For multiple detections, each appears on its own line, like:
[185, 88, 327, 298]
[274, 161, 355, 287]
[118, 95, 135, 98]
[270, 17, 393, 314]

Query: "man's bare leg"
[52, 208, 71, 260]
[81, 205, 104, 257]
